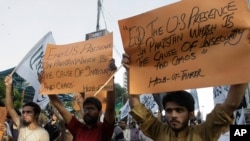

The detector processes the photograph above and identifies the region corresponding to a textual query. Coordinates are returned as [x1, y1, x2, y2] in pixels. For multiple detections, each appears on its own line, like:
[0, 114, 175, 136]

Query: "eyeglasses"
[22, 110, 33, 114]
[83, 107, 96, 113]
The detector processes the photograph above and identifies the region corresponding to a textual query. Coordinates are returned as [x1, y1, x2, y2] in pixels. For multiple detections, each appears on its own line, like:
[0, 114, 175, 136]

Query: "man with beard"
[122, 53, 248, 141]
[48, 59, 116, 141]
[4, 75, 49, 141]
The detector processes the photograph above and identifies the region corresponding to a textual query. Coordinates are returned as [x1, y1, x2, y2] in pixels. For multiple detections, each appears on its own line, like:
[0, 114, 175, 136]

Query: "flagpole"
[94, 65, 123, 96]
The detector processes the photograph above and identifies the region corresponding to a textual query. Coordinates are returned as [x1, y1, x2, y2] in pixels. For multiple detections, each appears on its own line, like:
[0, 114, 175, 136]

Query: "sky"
[0, 0, 180, 84]
[0, 0, 214, 117]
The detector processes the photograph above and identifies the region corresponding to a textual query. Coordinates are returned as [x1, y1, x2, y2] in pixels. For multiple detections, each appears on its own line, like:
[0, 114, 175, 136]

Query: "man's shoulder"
[114, 125, 123, 131]
[37, 126, 49, 133]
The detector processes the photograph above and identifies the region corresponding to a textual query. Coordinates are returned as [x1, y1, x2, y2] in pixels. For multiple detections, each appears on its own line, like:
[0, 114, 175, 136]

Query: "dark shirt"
[67, 116, 114, 141]
[112, 125, 125, 141]
[44, 121, 61, 141]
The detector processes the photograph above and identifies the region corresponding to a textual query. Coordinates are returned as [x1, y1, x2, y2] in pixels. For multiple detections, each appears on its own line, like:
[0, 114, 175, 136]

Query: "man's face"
[83, 104, 100, 125]
[119, 121, 127, 130]
[165, 102, 191, 132]
[51, 114, 57, 121]
[130, 122, 136, 128]
[22, 106, 35, 126]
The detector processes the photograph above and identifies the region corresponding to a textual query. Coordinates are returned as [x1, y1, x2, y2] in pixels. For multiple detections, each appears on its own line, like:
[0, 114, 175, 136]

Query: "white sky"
[0, 0, 214, 116]
[0, 0, 179, 83]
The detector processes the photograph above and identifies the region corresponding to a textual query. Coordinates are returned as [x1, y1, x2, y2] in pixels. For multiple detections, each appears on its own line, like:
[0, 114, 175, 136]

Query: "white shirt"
[18, 126, 49, 141]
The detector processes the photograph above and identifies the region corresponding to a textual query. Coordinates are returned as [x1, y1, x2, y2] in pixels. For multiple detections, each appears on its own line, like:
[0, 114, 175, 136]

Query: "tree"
[0, 77, 22, 109]
[115, 83, 128, 103]
[0, 78, 5, 105]
[114, 83, 127, 117]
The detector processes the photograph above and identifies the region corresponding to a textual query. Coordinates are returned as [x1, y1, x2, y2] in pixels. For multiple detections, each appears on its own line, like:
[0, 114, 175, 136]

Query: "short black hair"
[23, 102, 41, 117]
[83, 97, 102, 111]
[162, 91, 194, 112]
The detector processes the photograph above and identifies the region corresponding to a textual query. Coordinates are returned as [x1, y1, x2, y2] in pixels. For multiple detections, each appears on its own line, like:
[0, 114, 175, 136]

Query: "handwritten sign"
[40, 33, 114, 94]
[118, 0, 250, 94]
[0, 107, 7, 140]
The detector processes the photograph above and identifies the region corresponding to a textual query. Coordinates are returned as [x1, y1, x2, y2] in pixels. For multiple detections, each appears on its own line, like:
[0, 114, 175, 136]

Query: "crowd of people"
[0, 54, 248, 141]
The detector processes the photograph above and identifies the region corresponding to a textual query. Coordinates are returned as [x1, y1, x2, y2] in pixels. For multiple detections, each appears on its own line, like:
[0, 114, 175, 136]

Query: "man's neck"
[85, 122, 99, 128]
[26, 122, 39, 130]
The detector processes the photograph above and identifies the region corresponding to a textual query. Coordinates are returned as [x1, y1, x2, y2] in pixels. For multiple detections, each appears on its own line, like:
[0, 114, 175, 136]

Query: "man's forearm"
[222, 83, 248, 115]
[5, 85, 14, 111]
[105, 89, 115, 124]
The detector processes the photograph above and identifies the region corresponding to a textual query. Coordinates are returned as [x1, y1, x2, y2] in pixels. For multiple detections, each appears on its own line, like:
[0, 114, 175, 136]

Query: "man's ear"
[188, 111, 195, 120]
[35, 115, 40, 121]
[98, 111, 103, 119]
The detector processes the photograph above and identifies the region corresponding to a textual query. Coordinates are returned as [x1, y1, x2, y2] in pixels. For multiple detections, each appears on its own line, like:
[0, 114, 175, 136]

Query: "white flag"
[213, 86, 229, 105]
[119, 100, 130, 120]
[235, 107, 246, 125]
[140, 94, 159, 116]
[14, 31, 55, 109]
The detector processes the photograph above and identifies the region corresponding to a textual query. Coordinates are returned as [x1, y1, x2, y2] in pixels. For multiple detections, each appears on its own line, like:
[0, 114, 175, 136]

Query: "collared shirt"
[130, 104, 233, 141]
[67, 116, 114, 141]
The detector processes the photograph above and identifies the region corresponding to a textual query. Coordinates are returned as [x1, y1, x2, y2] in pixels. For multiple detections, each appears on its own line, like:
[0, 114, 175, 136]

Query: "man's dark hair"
[23, 102, 41, 117]
[162, 90, 195, 112]
[83, 97, 102, 111]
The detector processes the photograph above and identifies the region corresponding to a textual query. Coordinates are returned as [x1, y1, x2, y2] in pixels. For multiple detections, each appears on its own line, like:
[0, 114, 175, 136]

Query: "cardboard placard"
[0, 107, 7, 140]
[40, 33, 114, 94]
[119, 0, 250, 94]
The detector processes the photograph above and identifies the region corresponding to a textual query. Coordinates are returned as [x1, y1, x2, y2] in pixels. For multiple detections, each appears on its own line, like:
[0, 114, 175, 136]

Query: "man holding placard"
[122, 53, 248, 141]
[48, 59, 117, 141]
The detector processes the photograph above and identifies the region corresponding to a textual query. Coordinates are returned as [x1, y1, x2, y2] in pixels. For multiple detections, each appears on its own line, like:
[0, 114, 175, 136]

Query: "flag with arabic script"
[15, 31, 55, 109]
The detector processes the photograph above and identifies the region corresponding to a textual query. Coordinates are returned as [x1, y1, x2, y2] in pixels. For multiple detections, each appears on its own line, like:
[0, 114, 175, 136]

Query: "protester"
[138, 128, 153, 141]
[129, 121, 139, 141]
[0, 102, 12, 141]
[3, 115, 13, 141]
[112, 118, 125, 141]
[116, 118, 140, 141]
[48, 105, 70, 141]
[10, 109, 21, 141]
[44, 113, 61, 141]
[0, 122, 12, 141]
[48, 59, 117, 141]
[118, 119, 130, 141]
[4, 75, 49, 141]
[122, 53, 248, 141]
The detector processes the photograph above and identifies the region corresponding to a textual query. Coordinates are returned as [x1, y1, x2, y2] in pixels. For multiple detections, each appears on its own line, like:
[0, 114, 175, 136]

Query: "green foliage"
[114, 83, 127, 116]
[13, 88, 22, 109]
[0, 77, 22, 109]
[64, 101, 73, 109]
[115, 83, 127, 99]
[0, 78, 5, 104]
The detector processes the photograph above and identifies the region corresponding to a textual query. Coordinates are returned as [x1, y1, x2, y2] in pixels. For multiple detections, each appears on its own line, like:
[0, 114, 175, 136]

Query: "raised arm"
[104, 59, 117, 124]
[122, 53, 141, 108]
[4, 75, 21, 128]
[48, 95, 72, 125]
[104, 89, 115, 125]
[221, 83, 248, 116]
